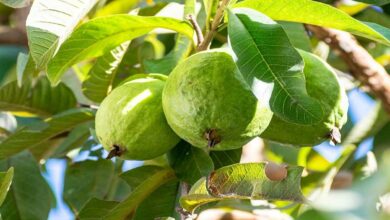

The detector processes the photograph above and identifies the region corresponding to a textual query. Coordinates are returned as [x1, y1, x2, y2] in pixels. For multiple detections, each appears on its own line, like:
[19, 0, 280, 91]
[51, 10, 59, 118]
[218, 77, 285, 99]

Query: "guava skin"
[260, 50, 349, 146]
[95, 75, 180, 160]
[162, 50, 273, 150]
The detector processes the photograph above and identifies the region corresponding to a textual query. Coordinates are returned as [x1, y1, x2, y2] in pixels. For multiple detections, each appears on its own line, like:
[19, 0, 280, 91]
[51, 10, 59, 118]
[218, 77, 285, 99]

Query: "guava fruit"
[162, 50, 273, 150]
[95, 74, 180, 160]
[260, 50, 349, 146]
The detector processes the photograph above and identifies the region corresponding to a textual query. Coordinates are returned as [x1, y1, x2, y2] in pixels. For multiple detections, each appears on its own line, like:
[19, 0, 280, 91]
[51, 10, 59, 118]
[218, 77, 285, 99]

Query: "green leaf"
[120, 165, 164, 189]
[235, 0, 390, 46]
[0, 77, 77, 117]
[26, 0, 98, 68]
[143, 0, 195, 74]
[0, 152, 52, 220]
[279, 21, 312, 52]
[168, 141, 214, 185]
[0, 168, 13, 207]
[356, 0, 390, 6]
[209, 149, 242, 170]
[105, 166, 176, 220]
[82, 42, 130, 103]
[0, 0, 31, 8]
[133, 180, 179, 220]
[16, 53, 38, 87]
[0, 108, 95, 159]
[180, 163, 305, 212]
[52, 123, 92, 157]
[95, 0, 140, 17]
[47, 15, 193, 85]
[64, 159, 115, 212]
[78, 198, 119, 220]
[228, 8, 323, 125]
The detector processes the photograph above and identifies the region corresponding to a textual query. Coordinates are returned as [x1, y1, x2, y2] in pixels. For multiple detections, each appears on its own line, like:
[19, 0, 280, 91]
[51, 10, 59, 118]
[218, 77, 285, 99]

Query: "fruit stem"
[197, 0, 230, 51]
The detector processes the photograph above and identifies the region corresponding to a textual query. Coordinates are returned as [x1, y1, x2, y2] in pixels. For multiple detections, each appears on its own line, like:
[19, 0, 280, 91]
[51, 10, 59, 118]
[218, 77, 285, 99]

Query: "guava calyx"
[204, 129, 221, 148]
[106, 145, 125, 159]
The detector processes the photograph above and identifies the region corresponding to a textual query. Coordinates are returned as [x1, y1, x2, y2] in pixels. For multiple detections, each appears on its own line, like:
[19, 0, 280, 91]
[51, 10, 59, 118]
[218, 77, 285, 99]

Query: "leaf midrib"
[233, 12, 318, 119]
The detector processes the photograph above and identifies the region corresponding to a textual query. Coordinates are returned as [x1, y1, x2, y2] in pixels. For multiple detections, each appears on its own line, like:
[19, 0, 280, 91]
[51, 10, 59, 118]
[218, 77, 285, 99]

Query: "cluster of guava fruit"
[95, 49, 348, 160]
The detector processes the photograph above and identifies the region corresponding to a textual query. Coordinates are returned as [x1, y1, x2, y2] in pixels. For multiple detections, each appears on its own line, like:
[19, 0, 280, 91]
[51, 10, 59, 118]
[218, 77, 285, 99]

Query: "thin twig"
[186, 14, 204, 47]
[306, 25, 390, 115]
[197, 0, 230, 51]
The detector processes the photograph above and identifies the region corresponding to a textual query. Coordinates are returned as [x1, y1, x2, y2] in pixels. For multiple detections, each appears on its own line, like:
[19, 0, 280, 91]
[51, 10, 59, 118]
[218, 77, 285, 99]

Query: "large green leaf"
[78, 198, 119, 220]
[0, 78, 77, 117]
[143, 0, 195, 74]
[64, 159, 115, 213]
[0, 108, 95, 159]
[180, 163, 305, 212]
[133, 180, 179, 220]
[168, 141, 214, 185]
[279, 21, 312, 52]
[47, 15, 193, 85]
[228, 8, 323, 125]
[209, 148, 242, 169]
[0, 0, 31, 8]
[52, 123, 92, 157]
[0, 168, 13, 207]
[26, 0, 98, 68]
[82, 42, 130, 103]
[235, 0, 390, 46]
[0, 152, 52, 220]
[104, 166, 176, 220]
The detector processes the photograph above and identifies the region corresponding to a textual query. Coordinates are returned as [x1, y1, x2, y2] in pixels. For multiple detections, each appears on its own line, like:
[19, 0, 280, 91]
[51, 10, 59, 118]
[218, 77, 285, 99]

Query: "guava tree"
[0, 0, 390, 219]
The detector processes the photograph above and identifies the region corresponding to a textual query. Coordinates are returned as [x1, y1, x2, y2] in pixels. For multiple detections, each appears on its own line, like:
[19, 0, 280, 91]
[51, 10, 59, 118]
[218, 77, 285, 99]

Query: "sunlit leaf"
[26, 0, 98, 68]
[181, 163, 305, 212]
[82, 42, 130, 103]
[235, 0, 390, 46]
[47, 15, 193, 85]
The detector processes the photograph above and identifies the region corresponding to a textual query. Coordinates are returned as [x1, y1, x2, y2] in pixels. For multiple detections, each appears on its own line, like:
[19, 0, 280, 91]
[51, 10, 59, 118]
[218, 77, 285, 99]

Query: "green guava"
[260, 50, 349, 146]
[95, 74, 180, 160]
[162, 50, 273, 150]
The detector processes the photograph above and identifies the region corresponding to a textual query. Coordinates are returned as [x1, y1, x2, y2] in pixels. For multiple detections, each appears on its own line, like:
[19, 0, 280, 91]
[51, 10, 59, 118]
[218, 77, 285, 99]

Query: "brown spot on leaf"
[265, 162, 288, 181]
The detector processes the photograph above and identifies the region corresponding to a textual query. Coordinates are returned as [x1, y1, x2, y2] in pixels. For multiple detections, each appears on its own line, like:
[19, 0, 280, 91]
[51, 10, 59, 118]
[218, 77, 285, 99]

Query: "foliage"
[0, 0, 389, 219]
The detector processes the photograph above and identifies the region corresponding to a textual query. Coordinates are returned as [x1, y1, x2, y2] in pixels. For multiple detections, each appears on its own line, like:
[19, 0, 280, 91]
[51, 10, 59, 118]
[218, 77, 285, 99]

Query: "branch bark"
[197, 0, 230, 51]
[307, 25, 390, 115]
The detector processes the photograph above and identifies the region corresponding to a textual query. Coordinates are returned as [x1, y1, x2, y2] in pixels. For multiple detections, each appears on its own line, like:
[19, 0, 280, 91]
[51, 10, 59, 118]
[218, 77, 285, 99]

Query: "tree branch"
[307, 25, 390, 115]
[186, 14, 204, 47]
[0, 26, 28, 45]
[197, 0, 230, 51]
